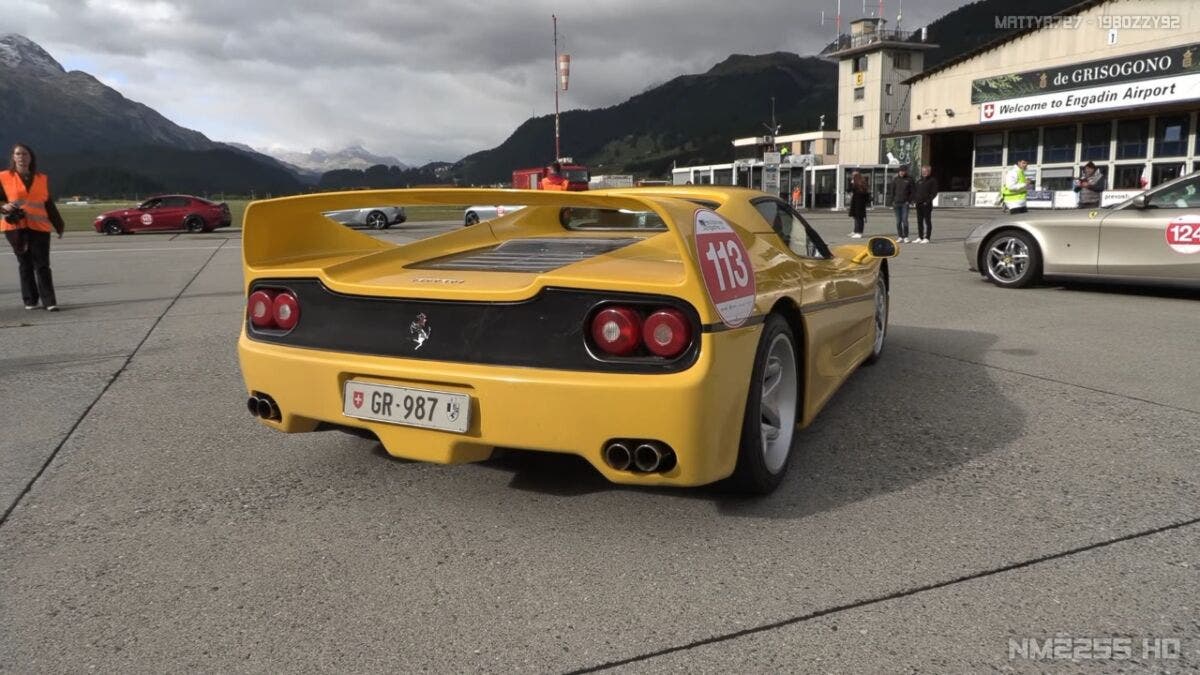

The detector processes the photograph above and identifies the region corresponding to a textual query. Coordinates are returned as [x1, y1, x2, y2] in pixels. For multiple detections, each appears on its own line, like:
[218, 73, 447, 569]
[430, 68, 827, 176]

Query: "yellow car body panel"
[238, 187, 893, 487]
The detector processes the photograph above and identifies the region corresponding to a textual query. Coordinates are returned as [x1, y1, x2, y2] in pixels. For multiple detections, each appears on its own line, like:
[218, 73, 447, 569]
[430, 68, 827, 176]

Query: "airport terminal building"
[673, 0, 1200, 209]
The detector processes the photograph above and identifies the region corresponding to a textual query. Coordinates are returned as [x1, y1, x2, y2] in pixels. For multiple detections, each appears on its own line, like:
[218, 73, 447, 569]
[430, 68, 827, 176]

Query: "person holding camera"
[1074, 161, 1105, 209]
[1, 143, 65, 311]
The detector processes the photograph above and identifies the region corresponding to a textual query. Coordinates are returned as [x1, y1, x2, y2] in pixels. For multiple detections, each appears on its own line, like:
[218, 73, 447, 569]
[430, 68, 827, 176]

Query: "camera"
[3, 207, 25, 224]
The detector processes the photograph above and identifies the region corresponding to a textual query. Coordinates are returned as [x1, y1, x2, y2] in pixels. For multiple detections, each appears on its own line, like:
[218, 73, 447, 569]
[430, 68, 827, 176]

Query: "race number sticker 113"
[1166, 215, 1200, 254]
[694, 209, 756, 327]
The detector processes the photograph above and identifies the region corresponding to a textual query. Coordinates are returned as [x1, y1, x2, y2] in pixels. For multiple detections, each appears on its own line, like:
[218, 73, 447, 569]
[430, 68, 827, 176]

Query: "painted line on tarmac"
[0, 238, 230, 528]
[54, 246, 236, 254]
[567, 516, 1200, 674]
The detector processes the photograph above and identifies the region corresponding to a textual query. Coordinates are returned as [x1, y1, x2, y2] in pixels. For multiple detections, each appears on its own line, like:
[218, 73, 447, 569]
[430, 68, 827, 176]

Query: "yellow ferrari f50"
[238, 186, 897, 494]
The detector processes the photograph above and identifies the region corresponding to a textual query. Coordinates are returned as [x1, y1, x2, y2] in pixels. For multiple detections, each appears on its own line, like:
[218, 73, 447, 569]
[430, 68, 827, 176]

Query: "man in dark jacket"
[913, 165, 939, 243]
[891, 166, 914, 242]
[1074, 161, 1105, 208]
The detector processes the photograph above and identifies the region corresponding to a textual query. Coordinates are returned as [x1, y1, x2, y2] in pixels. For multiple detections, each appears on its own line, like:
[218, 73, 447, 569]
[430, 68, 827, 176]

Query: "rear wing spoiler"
[242, 188, 731, 270]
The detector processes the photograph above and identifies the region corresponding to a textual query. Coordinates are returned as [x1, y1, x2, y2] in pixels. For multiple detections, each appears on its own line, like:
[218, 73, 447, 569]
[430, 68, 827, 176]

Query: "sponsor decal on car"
[694, 209, 755, 327]
[1166, 215, 1200, 254]
[141, 213, 153, 225]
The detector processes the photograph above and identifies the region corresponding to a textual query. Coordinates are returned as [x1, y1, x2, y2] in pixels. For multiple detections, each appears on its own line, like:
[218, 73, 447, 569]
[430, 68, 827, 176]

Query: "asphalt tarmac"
[1, 208, 1197, 672]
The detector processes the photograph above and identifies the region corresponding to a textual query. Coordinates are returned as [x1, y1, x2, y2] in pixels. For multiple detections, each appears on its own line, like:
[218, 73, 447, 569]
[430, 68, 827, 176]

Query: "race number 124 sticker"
[1166, 215, 1200, 254]
[694, 209, 755, 327]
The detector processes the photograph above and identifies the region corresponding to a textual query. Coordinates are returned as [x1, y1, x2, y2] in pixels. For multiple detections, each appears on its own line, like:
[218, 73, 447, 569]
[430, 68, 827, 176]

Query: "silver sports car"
[463, 204, 525, 226]
[966, 171, 1200, 288]
[324, 206, 407, 230]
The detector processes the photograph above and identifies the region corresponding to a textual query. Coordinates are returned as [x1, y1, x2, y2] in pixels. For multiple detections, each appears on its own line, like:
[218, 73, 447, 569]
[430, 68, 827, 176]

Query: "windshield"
[563, 169, 589, 183]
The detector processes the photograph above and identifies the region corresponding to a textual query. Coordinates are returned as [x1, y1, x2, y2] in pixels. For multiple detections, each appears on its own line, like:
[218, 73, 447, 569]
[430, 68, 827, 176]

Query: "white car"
[324, 206, 407, 230]
[463, 204, 525, 226]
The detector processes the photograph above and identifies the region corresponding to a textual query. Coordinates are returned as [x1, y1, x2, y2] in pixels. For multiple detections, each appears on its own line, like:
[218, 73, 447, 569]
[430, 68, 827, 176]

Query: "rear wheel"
[185, 216, 205, 233]
[365, 210, 388, 230]
[730, 314, 800, 495]
[983, 230, 1041, 288]
[464, 211, 480, 227]
[103, 219, 122, 235]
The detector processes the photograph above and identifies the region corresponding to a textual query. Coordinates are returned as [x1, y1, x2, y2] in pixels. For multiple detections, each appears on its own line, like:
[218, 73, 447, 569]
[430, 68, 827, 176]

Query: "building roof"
[902, 0, 1109, 85]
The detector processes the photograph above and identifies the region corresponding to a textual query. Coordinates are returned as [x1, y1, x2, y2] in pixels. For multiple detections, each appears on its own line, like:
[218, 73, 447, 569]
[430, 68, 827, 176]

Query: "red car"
[93, 195, 232, 234]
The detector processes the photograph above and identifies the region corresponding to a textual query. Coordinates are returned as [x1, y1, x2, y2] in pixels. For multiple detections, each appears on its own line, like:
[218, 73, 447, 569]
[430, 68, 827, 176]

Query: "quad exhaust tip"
[247, 393, 280, 421]
[603, 440, 675, 474]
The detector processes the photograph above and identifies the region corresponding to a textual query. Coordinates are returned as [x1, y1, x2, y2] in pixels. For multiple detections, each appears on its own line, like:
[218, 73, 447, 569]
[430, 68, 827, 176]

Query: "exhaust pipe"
[634, 442, 675, 473]
[604, 442, 633, 471]
[248, 393, 280, 421]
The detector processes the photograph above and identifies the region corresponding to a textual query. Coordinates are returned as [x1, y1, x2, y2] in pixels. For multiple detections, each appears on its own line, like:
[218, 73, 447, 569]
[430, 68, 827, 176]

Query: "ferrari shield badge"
[410, 312, 432, 350]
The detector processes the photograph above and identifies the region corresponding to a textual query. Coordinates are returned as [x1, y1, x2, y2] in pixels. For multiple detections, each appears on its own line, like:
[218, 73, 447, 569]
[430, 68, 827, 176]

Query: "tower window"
[854, 87, 865, 101]
[853, 116, 864, 129]
[893, 52, 912, 70]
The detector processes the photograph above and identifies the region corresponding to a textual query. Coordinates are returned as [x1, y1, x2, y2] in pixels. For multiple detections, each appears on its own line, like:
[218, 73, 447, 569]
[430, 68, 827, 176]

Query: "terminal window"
[1154, 115, 1189, 157]
[1116, 119, 1149, 159]
[1007, 129, 1038, 164]
[1114, 163, 1144, 189]
[1042, 126, 1075, 163]
[1081, 122, 1111, 161]
[975, 133, 1003, 167]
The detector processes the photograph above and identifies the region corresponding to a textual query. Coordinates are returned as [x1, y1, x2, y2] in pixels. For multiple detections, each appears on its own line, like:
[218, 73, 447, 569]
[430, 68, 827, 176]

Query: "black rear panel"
[247, 279, 699, 373]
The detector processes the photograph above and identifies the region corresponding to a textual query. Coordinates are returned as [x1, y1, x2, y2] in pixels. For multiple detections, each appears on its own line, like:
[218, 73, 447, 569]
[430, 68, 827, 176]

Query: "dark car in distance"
[94, 195, 233, 234]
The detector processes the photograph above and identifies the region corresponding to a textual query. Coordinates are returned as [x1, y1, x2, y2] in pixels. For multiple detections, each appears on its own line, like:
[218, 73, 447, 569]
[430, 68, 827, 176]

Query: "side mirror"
[851, 236, 899, 264]
[1131, 194, 1148, 209]
[867, 236, 898, 258]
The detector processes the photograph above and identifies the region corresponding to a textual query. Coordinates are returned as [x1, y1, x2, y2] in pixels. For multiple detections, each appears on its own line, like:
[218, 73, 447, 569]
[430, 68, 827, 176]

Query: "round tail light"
[643, 309, 690, 358]
[248, 290, 276, 328]
[591, 306, 641, 356]
[272, 291, 300, 331]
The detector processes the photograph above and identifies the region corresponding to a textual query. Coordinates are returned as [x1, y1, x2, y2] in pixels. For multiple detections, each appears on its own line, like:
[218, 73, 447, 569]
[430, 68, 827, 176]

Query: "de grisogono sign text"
[972, 44, 1200, 123]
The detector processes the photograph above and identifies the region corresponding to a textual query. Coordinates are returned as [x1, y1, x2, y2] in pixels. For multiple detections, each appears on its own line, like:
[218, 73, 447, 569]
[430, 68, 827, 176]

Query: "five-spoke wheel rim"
[366, 212, 386, 229]
[872, 278, 888, 355]
[760, 333, 798, 474]
[986, 236, 1030, 283]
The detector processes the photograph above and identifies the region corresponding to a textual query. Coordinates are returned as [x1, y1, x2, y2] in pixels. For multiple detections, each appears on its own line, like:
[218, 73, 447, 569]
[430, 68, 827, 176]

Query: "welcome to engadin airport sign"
[973, 43, 1200, 123]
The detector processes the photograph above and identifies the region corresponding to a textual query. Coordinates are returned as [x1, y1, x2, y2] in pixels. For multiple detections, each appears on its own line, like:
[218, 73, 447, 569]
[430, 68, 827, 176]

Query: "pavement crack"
[0, 239, 229, 528]
[565, 517, 1200, 674]
[897, 344, 1200, 416]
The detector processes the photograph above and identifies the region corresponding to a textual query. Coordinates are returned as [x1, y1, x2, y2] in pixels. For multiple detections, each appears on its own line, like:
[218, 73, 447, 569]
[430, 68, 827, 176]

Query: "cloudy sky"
[8, 0, 964, 165]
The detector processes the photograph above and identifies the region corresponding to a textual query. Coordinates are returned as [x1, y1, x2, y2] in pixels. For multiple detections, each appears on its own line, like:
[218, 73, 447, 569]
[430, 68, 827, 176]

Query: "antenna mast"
[553, 14, 560, 160]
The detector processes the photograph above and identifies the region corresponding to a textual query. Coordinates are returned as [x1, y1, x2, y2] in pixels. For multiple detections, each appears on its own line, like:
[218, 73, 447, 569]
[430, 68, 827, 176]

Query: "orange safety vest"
[0, 171, 53, 233]
[540, 174, 569, 191]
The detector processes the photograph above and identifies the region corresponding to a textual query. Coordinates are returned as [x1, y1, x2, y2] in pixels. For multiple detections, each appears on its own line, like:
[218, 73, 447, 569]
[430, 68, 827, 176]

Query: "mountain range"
[1, 0, 1081, 195]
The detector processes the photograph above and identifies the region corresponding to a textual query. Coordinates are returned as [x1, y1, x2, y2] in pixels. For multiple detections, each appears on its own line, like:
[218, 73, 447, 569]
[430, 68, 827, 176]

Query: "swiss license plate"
[342, 381, 471, 434]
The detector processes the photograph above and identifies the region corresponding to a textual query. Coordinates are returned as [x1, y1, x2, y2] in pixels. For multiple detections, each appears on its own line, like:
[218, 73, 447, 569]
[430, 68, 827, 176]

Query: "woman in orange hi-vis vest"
[1, 144, 65, 311]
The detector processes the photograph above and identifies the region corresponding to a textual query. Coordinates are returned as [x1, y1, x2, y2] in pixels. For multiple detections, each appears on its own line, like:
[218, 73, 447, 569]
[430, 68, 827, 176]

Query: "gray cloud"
[7, 0, 965, 164]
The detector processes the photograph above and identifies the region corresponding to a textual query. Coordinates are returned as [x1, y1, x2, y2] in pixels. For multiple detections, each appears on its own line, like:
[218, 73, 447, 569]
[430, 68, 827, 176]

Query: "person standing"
[890, 165, 914, 242]
[913, 165, 939, 243]
[847, 170, 869, 238]
[1001, 159, 1032, 214]
[1, 143, 64, 311]
[1074, 161, 1106, 209]
[539, 162, 569, 191]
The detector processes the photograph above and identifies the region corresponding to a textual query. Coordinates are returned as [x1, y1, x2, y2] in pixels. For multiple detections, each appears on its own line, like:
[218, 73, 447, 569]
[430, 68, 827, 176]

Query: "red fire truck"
[512, 160, 590, 190]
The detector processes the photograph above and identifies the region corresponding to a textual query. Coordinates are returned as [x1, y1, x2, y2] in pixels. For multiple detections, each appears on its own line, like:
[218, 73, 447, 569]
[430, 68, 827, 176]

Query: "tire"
[365, 210, 388, 230]
[464, 211, 480, 227]
[864, 275, 889, 365]
[185, 216, 205, 233]
[730, 314, 800, 495]
[982, 230, 1041, 288]
[103, 219, 122, 235]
